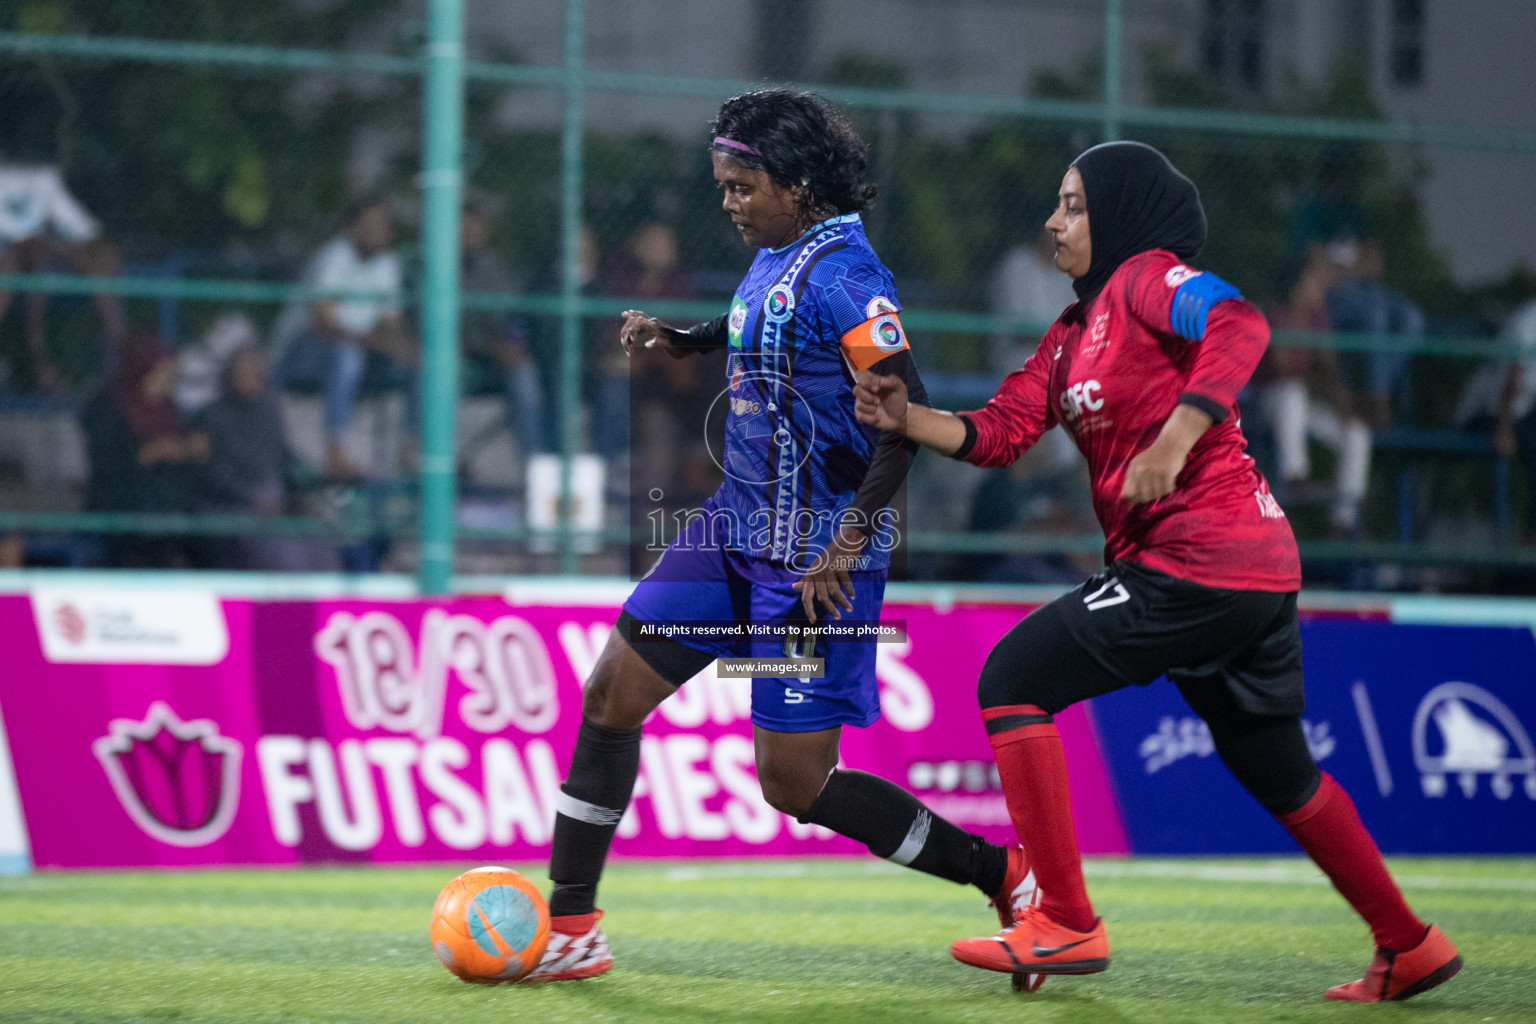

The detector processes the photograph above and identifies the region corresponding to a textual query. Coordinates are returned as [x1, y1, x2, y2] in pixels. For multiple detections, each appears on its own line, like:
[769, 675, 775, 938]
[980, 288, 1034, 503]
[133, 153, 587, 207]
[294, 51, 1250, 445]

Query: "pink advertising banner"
[0, 590, 1128, 869]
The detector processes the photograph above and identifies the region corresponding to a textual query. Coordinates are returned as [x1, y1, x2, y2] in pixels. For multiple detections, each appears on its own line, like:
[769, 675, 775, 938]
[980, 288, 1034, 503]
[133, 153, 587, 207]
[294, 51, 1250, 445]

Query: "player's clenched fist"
[853, 369, 908, 432]
[1119, 403, 1210, 504]
[1120, 443, 1186, 504]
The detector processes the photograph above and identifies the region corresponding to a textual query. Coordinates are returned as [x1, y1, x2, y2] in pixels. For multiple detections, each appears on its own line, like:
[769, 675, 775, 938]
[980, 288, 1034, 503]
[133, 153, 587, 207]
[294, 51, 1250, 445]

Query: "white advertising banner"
[29, 587, 229, 665]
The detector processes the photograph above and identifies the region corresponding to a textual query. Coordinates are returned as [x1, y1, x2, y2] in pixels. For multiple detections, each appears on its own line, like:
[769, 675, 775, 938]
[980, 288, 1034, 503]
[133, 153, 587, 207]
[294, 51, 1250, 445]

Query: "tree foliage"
[2, 0, 413, 263]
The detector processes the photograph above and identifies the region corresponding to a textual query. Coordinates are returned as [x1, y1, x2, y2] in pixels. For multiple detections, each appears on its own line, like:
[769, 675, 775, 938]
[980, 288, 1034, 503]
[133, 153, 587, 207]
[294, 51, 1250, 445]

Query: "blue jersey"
[709, 213, 910, 570]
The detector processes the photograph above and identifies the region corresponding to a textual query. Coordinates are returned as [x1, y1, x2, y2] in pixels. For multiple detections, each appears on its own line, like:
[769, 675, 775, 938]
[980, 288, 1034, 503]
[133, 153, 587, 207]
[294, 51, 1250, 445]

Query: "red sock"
[1279, 773, 1426, 950]
[984, 704, 1096, 932]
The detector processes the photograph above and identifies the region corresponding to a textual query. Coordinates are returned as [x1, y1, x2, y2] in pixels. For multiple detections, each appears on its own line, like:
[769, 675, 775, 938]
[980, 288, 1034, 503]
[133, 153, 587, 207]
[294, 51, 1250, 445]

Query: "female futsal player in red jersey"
[854, 141, 1460, 1003]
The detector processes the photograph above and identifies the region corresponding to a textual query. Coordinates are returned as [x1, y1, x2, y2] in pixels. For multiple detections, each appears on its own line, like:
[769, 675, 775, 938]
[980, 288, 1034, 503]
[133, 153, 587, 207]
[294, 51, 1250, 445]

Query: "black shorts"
[986, 560, 1305, 717]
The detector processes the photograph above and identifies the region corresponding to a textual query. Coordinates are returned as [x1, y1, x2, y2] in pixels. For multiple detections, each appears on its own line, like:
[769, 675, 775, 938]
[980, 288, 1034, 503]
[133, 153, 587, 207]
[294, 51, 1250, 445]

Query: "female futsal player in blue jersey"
[523, 89, 1040, 984]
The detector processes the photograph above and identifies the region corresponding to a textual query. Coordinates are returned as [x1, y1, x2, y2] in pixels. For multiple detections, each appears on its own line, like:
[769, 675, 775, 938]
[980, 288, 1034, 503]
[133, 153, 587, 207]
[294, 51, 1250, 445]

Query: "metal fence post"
[1102, 0, 1123, 141]
[418, 0, 465, 594]
[558, 0, 587, 574]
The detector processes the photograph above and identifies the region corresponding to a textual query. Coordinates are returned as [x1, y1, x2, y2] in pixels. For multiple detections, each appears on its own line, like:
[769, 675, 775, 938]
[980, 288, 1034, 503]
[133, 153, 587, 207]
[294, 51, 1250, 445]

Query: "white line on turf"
[661, 859, 1536, 891]
[664, 862, 905, 882]
[1085, 861, 1329, 884]
[1393, 874, 1536, 891]
[1087, 861, 1536, 892]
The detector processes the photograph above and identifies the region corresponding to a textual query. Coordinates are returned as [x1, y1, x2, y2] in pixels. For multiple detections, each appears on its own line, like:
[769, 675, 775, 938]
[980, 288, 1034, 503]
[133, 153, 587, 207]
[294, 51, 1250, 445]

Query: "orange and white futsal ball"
[430, 867, 551, 984]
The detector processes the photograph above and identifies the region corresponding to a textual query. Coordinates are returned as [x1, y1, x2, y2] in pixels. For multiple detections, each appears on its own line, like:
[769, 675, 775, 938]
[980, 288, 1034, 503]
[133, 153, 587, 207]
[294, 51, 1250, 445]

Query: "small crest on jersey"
[730, 360, 745, 392]
[764, 285, 796, 324]
[865, 295, 898, 318]
[728, 297, 748, 346]
[1165, 265, 1203, 288]
[1084, 311, 1111, 356]
[870, 315, 906, 352]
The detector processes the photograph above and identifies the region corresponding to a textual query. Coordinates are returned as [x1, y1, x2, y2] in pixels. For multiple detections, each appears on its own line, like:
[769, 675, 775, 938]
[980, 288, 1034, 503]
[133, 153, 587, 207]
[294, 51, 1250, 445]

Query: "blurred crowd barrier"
[1, 0, 1535, 592]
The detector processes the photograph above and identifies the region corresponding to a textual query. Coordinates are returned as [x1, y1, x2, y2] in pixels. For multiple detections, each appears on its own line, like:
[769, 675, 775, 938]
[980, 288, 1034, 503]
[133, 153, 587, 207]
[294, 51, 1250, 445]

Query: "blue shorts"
[622, 526, 888, 733]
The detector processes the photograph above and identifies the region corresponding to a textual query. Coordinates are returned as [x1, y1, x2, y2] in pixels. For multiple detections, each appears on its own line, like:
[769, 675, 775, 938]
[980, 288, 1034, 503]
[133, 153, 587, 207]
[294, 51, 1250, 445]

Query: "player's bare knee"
[755, 744, 833, 818]
[579, 646, 634, 727]
[580, 670, 650, 731]
[757, 767, 818, 818]
[579, 667, 617, 724]
[579, 634, 672, 730]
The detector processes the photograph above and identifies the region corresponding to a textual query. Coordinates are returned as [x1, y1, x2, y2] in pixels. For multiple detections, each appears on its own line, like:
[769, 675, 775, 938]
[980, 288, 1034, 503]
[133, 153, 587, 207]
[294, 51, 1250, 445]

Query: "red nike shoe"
[1325, 925, 1462, 1002]
[990, 845, 1041, 929]
[951, 905, 1109, 977]
[518, 910, 613, 983]
[989, 845, 1046, 994]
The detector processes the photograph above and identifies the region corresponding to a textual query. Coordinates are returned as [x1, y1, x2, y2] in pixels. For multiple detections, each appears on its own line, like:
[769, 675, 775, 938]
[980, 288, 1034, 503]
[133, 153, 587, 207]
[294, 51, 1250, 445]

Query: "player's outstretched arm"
[796, 354, 931, 623]
[853, 369, 969, 455]
[619, 309, 726, 360]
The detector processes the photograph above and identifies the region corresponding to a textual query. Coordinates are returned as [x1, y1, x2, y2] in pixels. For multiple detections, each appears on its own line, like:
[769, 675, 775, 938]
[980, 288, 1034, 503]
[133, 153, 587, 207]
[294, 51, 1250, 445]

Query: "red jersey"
[959, 249, 1300, 592]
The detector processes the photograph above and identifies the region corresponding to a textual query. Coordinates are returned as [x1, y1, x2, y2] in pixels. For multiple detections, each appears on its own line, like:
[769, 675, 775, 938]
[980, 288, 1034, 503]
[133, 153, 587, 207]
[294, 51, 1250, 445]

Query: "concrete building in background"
[471, 0, 1534, 285]
[1364, 0, 1536, 284]
[1202, 0, 1536, 284]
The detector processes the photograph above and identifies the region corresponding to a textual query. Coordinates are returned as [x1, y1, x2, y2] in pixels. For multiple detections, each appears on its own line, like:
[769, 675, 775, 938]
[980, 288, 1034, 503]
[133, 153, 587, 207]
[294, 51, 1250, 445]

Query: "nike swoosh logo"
[1031, 937, 1092, 957]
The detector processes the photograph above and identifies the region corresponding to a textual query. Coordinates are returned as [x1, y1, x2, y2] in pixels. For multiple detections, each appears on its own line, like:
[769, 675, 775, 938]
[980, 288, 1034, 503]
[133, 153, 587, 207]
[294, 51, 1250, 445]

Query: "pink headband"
[712, 136, 763, 158]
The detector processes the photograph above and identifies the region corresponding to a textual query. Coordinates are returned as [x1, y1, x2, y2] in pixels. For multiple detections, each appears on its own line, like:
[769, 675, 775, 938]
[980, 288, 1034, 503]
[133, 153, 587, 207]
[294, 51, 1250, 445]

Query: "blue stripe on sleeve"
[1170, 272, 1242, 341]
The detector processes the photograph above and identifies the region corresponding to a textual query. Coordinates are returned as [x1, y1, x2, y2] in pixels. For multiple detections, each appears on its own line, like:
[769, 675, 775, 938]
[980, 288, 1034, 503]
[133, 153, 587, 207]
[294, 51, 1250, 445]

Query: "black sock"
[800, 768, 1008, 896]
[547, 719, 642, 917]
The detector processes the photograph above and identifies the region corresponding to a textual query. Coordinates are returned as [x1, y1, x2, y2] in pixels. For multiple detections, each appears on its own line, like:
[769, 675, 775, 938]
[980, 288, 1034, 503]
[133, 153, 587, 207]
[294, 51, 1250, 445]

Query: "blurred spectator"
[198, 345, 286, 518]
[1260, 246, 1372, 535]
[460, 201, 549, 455]
[271, 196, 416, 479]
[1324, 238, 1424, 428]
[0, 165, 127, 391]
[1290, 147, 1423, 428]
[990, 226, 1076, 378]
[176, 312, 260, 415]
[953, 449, 1097, 584]
[195, 345, 315, 570]
[596, 222, 694, 461]
[0, 534, 23, 568]
[990, 226, 1079, 469]
[524, 223, 598, 454]
[1288, 147, 1378, 269]
[81, 332, 208, 567]
[1456, 297, 1536, 541]
[606, 222, 692, 308]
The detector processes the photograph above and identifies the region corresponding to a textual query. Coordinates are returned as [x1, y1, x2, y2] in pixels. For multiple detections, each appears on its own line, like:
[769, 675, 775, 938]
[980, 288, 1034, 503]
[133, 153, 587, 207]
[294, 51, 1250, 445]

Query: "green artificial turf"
[0, 857, 1531, 1023]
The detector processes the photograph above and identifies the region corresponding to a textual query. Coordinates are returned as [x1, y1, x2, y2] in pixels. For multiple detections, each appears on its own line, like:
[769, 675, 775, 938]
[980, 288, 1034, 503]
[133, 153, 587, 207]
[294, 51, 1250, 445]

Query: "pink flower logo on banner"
[91, 702, 243, 847]
[54, 603, 87, 645]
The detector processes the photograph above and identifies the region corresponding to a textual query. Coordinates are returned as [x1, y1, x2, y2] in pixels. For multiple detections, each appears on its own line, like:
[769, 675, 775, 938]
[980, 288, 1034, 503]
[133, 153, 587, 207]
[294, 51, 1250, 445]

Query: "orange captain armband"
[840, 312, 910, 371]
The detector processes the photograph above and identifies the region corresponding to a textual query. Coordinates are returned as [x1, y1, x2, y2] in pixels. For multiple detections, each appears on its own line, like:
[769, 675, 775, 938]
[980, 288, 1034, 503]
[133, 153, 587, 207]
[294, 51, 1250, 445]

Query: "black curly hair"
[709, 89, 877, 220]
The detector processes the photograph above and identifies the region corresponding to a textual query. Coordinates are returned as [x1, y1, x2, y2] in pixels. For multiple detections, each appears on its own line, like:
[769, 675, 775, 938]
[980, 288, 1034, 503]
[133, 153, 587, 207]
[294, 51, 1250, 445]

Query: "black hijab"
[1069, 141, 1207, 302]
